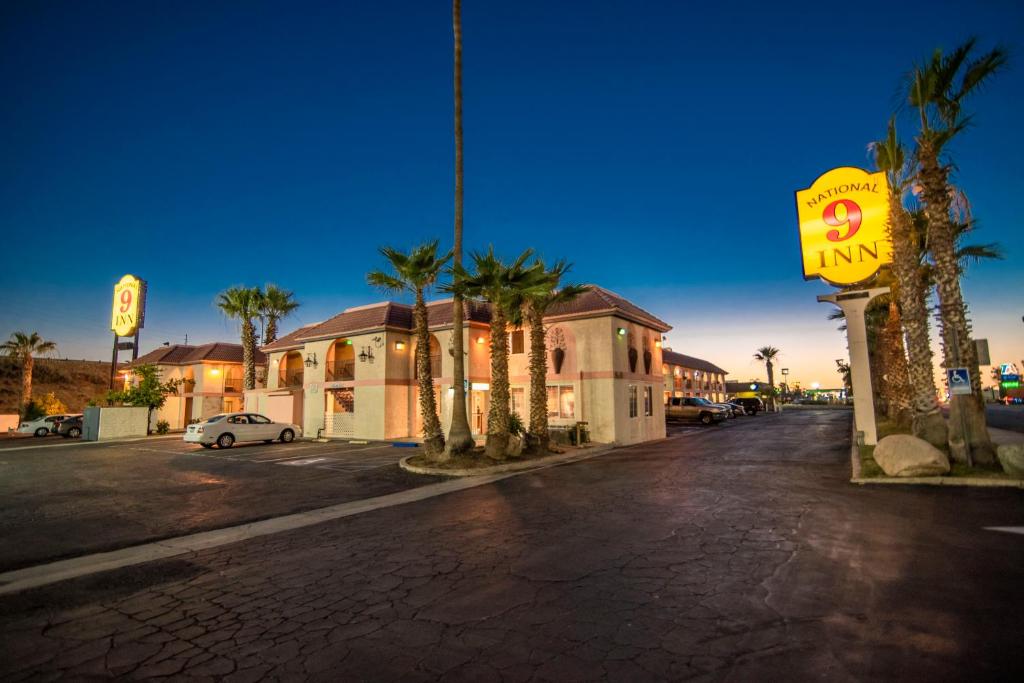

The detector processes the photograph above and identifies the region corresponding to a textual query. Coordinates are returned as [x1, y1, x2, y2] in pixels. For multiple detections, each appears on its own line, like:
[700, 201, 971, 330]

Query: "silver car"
[184, 412, 301, 449]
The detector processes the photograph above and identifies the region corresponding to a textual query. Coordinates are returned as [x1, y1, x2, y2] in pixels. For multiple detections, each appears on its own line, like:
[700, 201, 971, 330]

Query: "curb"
[0, 433, 184, 453]
[851, 476, 1024, 488]
[400, 443, 616, 477]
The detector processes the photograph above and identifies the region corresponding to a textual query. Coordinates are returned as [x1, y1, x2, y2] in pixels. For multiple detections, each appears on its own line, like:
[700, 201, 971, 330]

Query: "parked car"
[666, 397, 729, 425]
[184, 412, 301, 449]
[711, 402, 744, 418]
[723, 402, 747, 417]
[730, 397, 765, 415]
[57, 415, 84, 438]
[17, 414, 75, 437]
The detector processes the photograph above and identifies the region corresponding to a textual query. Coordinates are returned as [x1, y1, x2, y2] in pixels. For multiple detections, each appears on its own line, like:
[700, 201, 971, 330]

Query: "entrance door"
[471, 389, 488, 434]
[183, 397, 193, 425]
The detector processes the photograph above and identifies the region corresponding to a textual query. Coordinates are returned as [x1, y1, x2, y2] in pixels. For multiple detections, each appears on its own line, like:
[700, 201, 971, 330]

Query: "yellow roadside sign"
[111, 274, 145, 337]
[795, 167, 892, 286]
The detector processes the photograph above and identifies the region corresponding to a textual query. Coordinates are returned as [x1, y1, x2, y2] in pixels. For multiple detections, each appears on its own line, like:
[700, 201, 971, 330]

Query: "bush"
[508, 411, 525, 437]
[22, 399, 44, 421]
[37, 391, 67, 415]
[155, 420, 170, 435]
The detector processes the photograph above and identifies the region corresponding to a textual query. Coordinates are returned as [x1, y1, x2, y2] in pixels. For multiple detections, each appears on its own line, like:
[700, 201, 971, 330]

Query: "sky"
[2, 0, 1022, 390]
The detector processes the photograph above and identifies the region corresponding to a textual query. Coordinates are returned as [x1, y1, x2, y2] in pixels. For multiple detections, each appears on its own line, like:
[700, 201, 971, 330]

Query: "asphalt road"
[2, 409, 1022, 681]
[985, 403, 1024, 433]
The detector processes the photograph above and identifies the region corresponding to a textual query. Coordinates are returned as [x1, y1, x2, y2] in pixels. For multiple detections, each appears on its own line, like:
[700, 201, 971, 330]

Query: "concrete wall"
[82, 406, 149, 441]
[1, 414, 20, 432]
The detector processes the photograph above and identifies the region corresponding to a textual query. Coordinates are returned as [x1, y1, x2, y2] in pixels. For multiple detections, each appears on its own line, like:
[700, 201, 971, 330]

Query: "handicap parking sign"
[947, 367, 972, 395]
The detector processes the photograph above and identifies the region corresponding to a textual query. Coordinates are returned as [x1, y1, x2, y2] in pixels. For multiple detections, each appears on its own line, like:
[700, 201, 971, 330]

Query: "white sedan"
[184, 412, 301, 449]
[17, 414, 77, 437]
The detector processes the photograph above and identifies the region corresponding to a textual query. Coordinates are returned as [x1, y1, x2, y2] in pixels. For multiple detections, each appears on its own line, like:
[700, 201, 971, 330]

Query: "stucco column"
[817, 287, 889, 446]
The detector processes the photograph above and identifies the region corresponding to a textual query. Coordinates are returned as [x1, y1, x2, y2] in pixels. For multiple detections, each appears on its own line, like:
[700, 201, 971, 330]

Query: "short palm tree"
[216, 287, 262, 391]
[260, 285, 300, 346]
[523, 260, 588, 453]
[450, 247, 551, 459]
[367, 241, 452, 459]
[753, 346, 780, 410]
[1, 332, 56, 415]
[908, 39, 1005, 464]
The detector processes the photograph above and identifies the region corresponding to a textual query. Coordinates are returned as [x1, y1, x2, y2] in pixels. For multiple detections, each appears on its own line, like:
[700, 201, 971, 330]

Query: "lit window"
[510, 330, 525, 355]
[644, 386, 653, 416]
[511, 387, 525, 418]
[628, 385, 638, 418]
[546, 385, 575, 418]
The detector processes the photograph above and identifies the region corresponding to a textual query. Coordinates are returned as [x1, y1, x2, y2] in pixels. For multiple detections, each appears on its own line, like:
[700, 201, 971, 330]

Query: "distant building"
[129, 343, 267, 428]
[661, 350, 728, 403]
[725, 379, 771, 399]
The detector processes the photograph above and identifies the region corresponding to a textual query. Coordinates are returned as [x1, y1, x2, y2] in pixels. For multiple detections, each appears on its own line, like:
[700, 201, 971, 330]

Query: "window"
[628, 385, 638, 418]
[546, 385, 575, 418]
[511, 387, 525, 418]
[644, 386, 653, 416]
[510, 330, 525, 354]
[249, 414, 271, 424]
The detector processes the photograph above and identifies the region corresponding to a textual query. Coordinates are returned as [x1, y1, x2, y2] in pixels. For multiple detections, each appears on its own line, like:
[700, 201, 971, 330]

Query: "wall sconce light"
[395, 341, 406, 351]
[358, 346, 375, 364]
[210, 368, 221, 376]
[273, 358, 279, 366]
[476, 336, 485, 344]
[655, 340, 662, 348]
[617, 327, 626, 337]
[304, 352, 318, 368]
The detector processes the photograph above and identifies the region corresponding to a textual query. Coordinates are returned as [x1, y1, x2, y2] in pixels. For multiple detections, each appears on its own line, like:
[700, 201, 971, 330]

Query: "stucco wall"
[82, 406, 149, 441]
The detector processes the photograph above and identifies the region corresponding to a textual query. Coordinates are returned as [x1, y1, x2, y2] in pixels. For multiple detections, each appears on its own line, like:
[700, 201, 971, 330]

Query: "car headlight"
[197, 426, 204, 433]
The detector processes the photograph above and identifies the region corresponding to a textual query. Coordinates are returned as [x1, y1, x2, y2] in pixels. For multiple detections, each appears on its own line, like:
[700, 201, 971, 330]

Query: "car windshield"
[205, 414, 227, 423]
[694, 398, 713, 405]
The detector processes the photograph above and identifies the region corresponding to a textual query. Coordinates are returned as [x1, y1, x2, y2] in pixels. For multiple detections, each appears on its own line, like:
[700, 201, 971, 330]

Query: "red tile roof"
[132, 343, 266, 366]
[663, 350, 728, 376]
[546, 285, 671, 332]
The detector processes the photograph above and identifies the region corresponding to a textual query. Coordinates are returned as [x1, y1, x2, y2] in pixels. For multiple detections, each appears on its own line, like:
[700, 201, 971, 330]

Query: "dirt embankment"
[0, 358, 112, 413]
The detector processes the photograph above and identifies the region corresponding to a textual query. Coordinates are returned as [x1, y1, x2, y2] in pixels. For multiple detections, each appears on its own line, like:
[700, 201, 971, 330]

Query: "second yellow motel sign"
[110, 274, 146, 337]
[795, 166, 892, 285]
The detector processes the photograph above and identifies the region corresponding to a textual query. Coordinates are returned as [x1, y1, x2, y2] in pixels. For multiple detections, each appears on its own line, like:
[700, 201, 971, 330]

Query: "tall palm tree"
[260, 285, 300, 346]
[367, 241, 452, 459]
[908, 39, 1005, 464]
[753, 346, 780, 410]
[451, 247, 550, 459]
[870, 121, 947, 444]
[1, 331, 56, 414]
[446, 0, 474, 455]
[523, 261, 588, 453]
[216, 287, 261, 391]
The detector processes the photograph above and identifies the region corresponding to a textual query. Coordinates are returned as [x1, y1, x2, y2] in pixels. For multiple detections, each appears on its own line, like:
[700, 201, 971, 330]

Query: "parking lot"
[0, 436, 443, 572]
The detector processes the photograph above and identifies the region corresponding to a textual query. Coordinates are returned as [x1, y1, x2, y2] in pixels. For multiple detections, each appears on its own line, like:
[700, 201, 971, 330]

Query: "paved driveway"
[0, 438, 440, 572]
[2, 409, 1023, 681]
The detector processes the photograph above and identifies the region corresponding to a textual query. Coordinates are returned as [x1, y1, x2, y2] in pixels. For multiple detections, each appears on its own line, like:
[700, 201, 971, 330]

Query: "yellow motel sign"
[795, 167, 892, 286]
[111, 274, 146, 337]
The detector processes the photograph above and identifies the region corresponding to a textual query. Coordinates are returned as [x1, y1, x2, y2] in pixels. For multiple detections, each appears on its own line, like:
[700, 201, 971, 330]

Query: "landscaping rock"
[506, 434, 523, 458]
[996, 443, 1024, 478]
[873, 434, 950, 477]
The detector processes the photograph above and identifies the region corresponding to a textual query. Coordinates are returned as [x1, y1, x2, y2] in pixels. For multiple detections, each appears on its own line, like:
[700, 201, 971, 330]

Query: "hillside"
[0, 358, 113, 414]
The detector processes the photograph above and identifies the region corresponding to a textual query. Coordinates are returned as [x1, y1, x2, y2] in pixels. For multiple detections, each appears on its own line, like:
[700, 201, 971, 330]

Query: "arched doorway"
[279, 351, 304, 387]
[327, 339, 355, 381]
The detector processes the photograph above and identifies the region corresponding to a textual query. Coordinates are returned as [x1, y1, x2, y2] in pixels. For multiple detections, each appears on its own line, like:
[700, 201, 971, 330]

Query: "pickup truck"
[665, 397, 729, 425]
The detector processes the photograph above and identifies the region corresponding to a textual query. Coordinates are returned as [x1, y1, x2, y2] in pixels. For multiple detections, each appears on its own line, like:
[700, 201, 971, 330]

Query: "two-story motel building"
[661, 350, 729, 404]
[245, 286, 671, 446]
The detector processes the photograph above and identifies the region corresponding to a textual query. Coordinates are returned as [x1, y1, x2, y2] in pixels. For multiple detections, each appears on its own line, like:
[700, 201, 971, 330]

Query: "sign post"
[109, 274, 147, 389]
[795, 167, 893, 446]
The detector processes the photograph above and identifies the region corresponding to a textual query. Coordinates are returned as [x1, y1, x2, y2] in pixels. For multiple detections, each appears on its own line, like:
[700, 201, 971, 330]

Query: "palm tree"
[1, 332, 56, 415]
[367, 241, 452, 459]
[451, 247, 550, 459]
[753, 346, 780, 410]
[446, 0, 474, 455]
[908, 39, 1005, 464]
[836, 359, 852, 396]
[870, 122, 946, 444]
[523, 260, 589, 453]
[216, 287, 261, 391]
[260, 285, 300, 346]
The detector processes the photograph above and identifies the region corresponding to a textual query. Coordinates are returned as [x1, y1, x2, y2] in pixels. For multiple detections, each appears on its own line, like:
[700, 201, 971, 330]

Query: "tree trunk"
[445, 0, 474, 455]
[415, 290, 446, 460]
[880, 301, 913, 427]
[527, 305, 549, 453]
[264, 317, 278, 346]
[484, 308, 510, 459]
[21, 354, 33, 412]
[242, 319, 256, 391]
[766, 361, 775, 411]
[918, 144, 994, 463]
[888, 195, 947, 448]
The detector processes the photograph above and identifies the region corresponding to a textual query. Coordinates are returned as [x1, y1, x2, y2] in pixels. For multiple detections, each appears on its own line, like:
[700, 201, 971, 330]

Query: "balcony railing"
[279, 370, 304, 387]
[224, 379, 242, 393]
[326, 360, 356, 382]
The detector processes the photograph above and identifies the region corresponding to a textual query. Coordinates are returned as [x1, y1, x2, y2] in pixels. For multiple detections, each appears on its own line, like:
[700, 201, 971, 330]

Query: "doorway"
[470, 389, 488, 434]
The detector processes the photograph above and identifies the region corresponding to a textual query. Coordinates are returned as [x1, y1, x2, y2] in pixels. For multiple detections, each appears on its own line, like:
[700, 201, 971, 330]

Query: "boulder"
[996, 443, 1024, 478]
[505, 434, 524, 458]
[873, 434, 950, 477]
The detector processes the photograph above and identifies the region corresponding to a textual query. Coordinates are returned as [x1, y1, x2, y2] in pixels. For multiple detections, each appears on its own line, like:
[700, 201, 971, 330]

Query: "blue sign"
[947, 368, 972, 395]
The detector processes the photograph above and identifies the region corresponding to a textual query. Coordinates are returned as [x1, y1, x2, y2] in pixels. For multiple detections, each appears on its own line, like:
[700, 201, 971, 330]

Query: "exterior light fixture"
[655, 340, 662, 348]
[210, 368, 221, 376]
[304, 353, 318, 368]
[358, 346, 375, 364]
[395, 341, 406, 350]
[476, 336, 485, 344]
[617, 327, 626, 336]
[273, 358, 279, 366]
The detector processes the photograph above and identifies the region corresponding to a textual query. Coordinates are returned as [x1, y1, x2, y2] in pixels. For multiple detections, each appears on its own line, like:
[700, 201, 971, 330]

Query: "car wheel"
[34, 427, 48, 437]
[700, 412, 712, 425]
[69, 427, 81, 438]
[280, 429, 295, 443]
[217, 433, 235, 449]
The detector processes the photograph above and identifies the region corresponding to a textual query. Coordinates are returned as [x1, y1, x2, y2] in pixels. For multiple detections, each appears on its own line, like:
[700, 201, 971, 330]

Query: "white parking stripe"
[985, 527, 1024, 535]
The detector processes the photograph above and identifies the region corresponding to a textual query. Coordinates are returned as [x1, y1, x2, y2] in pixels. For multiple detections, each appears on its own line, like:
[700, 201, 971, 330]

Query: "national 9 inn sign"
[795, 166, 892, 286]
[110, 274, 147, 338]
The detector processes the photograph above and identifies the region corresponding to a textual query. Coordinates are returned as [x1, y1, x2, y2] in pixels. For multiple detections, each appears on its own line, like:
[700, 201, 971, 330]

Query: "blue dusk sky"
[2, 0, 1022, 387]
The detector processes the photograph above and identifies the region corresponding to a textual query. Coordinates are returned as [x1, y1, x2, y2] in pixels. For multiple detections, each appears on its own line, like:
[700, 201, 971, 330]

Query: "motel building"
[661, 350, 729, 404]
[129, 343, 267, 429]
[245, 286, 672, 446]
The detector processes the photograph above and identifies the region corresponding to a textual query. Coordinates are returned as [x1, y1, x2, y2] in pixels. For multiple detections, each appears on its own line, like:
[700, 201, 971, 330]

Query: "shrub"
[37, 392, 67, 415]
[508, 411, 525, 437]
[22, 399, 44, 421]
[155, 420, 170, 435]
